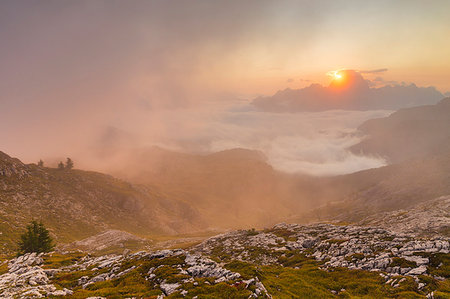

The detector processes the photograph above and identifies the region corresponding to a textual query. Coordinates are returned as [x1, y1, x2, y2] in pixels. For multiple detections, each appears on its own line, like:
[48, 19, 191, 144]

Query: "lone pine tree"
[17, 220, 54, 254]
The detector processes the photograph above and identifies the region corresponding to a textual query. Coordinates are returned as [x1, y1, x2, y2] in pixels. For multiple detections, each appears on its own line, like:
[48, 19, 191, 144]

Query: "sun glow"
[327, 69, 351, 90]
[327, 70, 343, 80]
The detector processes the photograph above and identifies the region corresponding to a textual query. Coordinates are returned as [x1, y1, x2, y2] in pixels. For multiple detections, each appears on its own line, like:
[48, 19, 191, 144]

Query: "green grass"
[43, 252, 85, 269]
[389, 257, 418, 269]
[30, 251, 450, 298]
[225, 257, 428, 299]
[0, 260, 8, 275]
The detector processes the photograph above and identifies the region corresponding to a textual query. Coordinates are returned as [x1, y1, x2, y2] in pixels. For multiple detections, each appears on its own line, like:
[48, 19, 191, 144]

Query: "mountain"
[108, 147, 319, 230]
[252, 70, 443, 112]
[351, 97, 450, 163]
[0, 151, 205, 253]
[289, 97, 450, 222]
[296, 151, 450, 224]
[105, 130, 450, 230]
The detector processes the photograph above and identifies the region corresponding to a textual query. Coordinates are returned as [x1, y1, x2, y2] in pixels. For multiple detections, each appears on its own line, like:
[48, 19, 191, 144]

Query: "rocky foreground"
[0, 222, 449, 298]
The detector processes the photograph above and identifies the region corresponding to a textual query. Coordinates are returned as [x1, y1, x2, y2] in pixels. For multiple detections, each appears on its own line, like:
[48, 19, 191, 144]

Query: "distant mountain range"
[252, 70, 443, 112]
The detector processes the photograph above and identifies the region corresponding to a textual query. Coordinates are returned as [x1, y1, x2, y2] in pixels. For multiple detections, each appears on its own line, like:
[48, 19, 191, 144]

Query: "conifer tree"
[65, 157, 74, 170]
[17, 220, 54, 254]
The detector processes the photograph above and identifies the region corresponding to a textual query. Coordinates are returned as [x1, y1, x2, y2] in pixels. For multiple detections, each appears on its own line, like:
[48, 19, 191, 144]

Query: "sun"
[327, 69, 351, 90]
[327, 70, 343, 80]
[334, 72, 342, 80]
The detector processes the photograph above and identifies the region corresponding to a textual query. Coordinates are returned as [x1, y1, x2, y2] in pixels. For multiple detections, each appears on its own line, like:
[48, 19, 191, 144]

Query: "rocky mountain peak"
[0, 151, 29, 177]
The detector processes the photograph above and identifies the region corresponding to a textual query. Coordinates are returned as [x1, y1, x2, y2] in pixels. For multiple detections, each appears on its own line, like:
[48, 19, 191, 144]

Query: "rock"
[404, 256, 429, 266]
[51, 288, 73, 296]
[78, 276, 89, 285]
[21, 289, 43, 298]
[123, 249, 131, 256]
[160, 282, 180, 295]
[90, 273, 109, 283]
[406, 265, 427, 276]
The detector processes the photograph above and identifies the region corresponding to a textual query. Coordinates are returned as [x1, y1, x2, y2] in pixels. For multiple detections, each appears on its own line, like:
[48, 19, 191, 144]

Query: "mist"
[1, 0, 449, 178]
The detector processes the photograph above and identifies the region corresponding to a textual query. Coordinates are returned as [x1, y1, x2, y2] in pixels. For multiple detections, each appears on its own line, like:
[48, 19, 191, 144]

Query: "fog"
[0, 0, 449, 237]
[91, 104, 391, 176]
[1, 0, 449, 177]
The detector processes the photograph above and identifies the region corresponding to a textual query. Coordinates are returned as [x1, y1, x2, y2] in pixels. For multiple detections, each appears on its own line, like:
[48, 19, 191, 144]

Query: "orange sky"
[0, 1, 449, 171]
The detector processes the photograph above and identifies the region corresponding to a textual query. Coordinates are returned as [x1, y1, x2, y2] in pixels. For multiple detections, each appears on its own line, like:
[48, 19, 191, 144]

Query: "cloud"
[253, 70, 444, 112]
[359, 68, 388, 74]
[87, 104, 390, 176]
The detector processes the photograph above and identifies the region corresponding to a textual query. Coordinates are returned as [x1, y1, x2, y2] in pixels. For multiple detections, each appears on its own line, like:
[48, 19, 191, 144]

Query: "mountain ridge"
[0, 151, 206, 254]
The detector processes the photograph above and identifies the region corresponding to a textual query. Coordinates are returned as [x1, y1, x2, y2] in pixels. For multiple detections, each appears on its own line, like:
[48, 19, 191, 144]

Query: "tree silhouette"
[65, 157, 74, 170]
[37, 159, 44, 167]
[58, 161, 65, 170]
[17, 220, 54, 254]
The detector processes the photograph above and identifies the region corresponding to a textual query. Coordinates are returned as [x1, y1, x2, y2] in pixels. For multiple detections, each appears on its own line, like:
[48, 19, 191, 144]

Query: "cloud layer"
[88, 104, 390, 176]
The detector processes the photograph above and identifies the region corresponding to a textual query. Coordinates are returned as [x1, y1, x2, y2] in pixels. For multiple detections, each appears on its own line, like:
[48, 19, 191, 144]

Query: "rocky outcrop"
[66, 229, 146, 252]
[358, 196, 450, 237]
[0, 151, 30, 178]
[194, 222, 449, 292]
[0, 253, 72, 298]
[1, 221, 447, 297]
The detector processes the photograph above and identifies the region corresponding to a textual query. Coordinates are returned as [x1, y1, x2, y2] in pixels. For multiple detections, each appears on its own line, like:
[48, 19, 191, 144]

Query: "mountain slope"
[351, 97, 450, 163]
[109, 147, 315, 230]
[106, 141, 450, 230]
[0, 151, 205, 253]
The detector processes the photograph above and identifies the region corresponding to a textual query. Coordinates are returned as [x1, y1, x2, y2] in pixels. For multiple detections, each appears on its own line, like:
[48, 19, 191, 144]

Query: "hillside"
[297, 151, 450, 224]
[109, 147, 321, 230]
[106, 144, 450, 228]
[351, 97, 450, 163]
[0, 151, 205, 253]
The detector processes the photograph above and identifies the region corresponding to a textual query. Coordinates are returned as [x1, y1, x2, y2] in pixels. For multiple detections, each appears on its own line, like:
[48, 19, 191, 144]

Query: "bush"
[17, 220, 54, 255]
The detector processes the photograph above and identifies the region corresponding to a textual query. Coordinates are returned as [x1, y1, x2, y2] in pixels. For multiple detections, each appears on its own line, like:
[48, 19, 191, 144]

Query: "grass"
[0, 260, 8, 275]
[389, 257, 418, 269]
[267, 227, 297, 242]
[225, 256, 429, 299]
[424, 252, 450, 278]
[4, 250, 445, 298]
[43, 251, 85, 269]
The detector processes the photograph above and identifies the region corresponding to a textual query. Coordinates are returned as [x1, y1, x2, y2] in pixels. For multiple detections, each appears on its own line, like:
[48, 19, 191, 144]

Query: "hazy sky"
[1, 1, 449, 175]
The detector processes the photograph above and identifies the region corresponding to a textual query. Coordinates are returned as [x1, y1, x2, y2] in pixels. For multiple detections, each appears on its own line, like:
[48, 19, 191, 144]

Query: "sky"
[1, 0, 449, 175]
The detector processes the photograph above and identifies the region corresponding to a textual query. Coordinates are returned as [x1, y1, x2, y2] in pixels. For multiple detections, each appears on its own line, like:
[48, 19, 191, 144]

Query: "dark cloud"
[252, 70, 444, 112]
